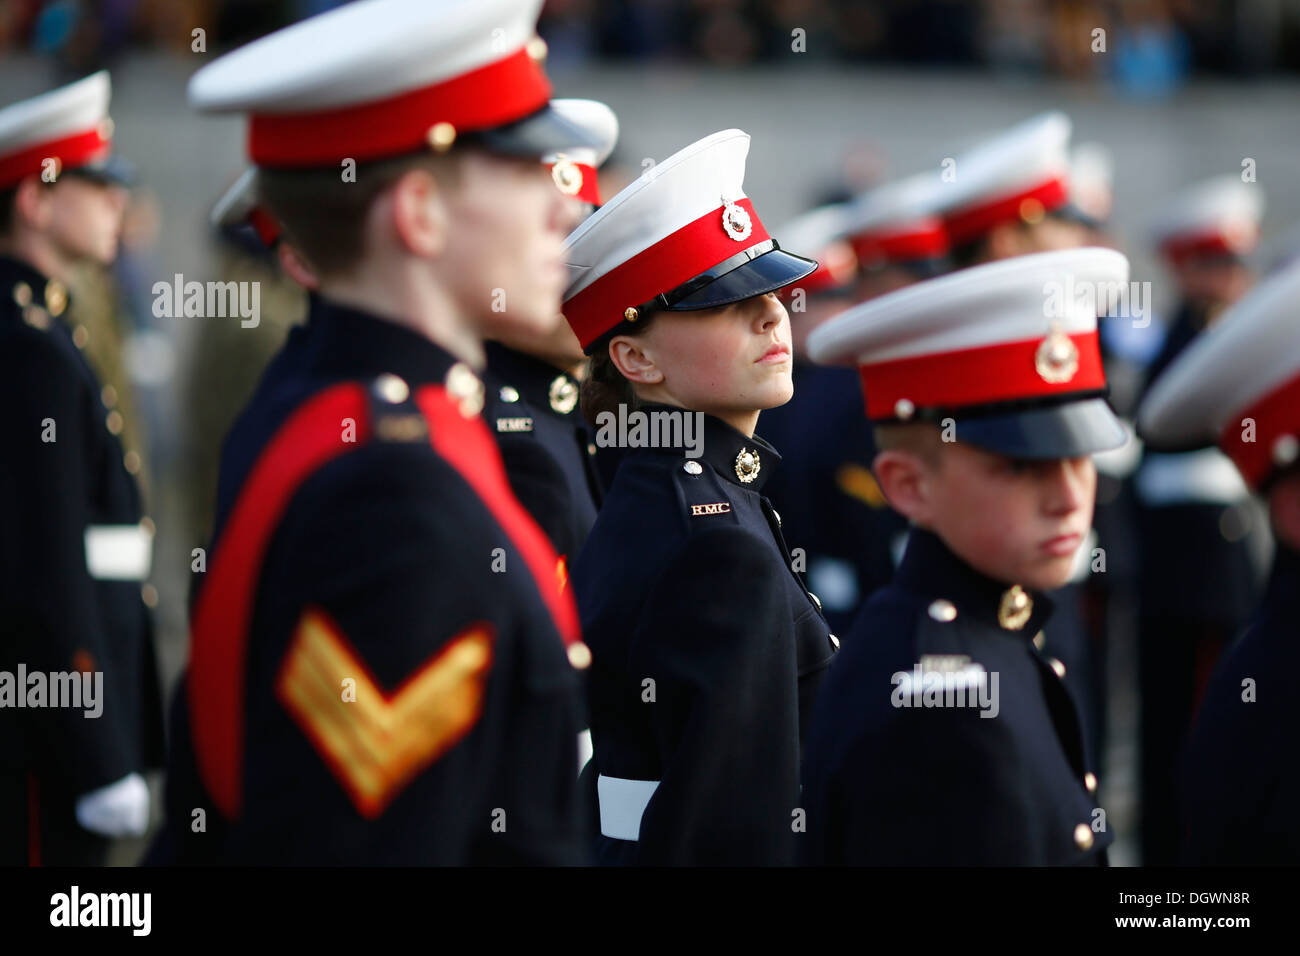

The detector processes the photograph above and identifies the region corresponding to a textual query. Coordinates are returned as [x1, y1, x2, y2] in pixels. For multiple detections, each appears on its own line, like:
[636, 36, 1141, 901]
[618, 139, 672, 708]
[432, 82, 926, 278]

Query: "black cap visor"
[665, 241, 818, 311]
[471, 103, 604, 161]
[952, 396, 1128, 459]
[67, 154, 136, 188]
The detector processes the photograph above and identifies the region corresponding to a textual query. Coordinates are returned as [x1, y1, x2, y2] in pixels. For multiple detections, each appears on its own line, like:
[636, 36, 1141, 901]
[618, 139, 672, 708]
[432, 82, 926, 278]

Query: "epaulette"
[670, 456, 741, 533]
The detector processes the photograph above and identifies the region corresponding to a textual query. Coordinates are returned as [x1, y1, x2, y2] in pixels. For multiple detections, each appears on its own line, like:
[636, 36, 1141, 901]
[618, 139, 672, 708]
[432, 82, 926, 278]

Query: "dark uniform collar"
[484, 341, 582, 419]
[304, 293, 465, 387]
[894, 527, 1054, 637]
[0, 255, 72, 329]
[635, 401, 781, 492]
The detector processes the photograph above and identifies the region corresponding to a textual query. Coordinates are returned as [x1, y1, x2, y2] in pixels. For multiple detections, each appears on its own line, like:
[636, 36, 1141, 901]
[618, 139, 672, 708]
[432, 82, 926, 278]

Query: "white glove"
[75, 772, 150, 838]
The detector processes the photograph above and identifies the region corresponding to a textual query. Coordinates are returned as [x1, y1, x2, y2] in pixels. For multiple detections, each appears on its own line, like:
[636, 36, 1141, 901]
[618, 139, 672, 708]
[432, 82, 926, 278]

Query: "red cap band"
[1161, 227, 1258, 266]
[850, 219, 949, 268]
[0, 125, 112, 190]
[1218, 370, 1300, 489]
[248, 46, 552, 167]
[548, 161, 601, 206]
[944, 175, 1069, 246]
[564, 197, 770, 349]
[858, 329, 1105, 420]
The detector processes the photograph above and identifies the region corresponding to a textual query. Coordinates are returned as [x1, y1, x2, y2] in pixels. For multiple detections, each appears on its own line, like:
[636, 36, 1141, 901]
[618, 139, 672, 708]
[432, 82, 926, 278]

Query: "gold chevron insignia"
[276, 608, 493, 818]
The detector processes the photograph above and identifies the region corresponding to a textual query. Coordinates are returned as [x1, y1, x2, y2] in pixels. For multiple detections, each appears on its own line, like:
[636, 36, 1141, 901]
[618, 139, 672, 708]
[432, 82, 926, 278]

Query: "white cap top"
[1069, 142, 1114, 224]
[842, 171, 948, 237]
[775, 203, 851, 254]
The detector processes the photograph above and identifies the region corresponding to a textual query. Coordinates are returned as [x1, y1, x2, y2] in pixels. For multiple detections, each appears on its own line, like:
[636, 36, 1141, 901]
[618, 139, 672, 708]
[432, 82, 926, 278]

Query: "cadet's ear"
[386, 167, 448, 259]
[277, 241, 319, 290]
[1268, 469, 1300, 551]
[873, 449, 935, 525]
[11, 175, 51, 231]
[608, 334, 664, 385]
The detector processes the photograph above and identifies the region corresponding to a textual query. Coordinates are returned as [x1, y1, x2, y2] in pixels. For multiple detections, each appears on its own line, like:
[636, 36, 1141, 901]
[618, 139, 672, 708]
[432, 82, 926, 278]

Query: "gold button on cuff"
[567, 641, 592, 670]
[927, 599, 957, 622]
[1084, 772, 1097, 794]
[1074, 823, 1094, 851]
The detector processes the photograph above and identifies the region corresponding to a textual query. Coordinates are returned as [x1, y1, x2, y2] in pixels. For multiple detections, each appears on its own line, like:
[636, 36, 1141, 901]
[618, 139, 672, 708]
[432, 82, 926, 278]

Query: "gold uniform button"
[808, 591, 822, 611]
[44, 280, 67, 317]
[72, 325, 90, 349]
[587, 442, 597, 457]
[12, 281, 32, 307]
[373, 373, 410, 404]
[997, 584, 1032, 630]
[105, 410, 124, 435]
[427, 121, 456, 152]
[1084, 772, 1097, 794]
[1074, 823, 1094, 851]
[1049, 657, 1066, 680]
[101, 385, 118, 408]
[140, 583, 159, 608]
[445, 362, 484, 418]
[498, 385, 520, 404]
[927, 599, 957, 622]
[123, 450, 141, 474]
[829, 633, 840, 649]
[567, 641, 592, 670]
[682, 460, 703, 476]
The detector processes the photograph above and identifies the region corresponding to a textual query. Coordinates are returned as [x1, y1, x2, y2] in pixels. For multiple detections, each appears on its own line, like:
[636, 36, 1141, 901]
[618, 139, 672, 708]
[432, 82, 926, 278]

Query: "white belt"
[597, 774, 660, 842]
[84, 523, 153, 581]
[1135, 448, 1249, 507]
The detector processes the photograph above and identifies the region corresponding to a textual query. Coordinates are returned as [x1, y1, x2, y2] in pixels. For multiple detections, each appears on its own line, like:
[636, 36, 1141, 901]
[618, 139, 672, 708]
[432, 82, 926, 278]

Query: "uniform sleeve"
[221, 446, 584, 865]
[0, 332, 135, 795]
[827, 705, 1034, 865]
[626, 525, 801, 865]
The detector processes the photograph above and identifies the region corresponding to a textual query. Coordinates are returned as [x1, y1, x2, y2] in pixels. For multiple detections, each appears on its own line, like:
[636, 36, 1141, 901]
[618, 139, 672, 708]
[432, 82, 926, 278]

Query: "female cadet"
[562, 129, 839, 865]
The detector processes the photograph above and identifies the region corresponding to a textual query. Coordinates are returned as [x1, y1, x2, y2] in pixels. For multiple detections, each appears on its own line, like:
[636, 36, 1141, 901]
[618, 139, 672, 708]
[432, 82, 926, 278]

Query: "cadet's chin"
[1022, 555, 1076, 592]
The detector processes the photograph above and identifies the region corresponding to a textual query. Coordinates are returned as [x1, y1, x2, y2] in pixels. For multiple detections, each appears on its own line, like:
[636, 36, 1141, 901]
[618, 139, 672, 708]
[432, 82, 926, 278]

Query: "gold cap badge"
[721, 199, 752, 242]
[1035, 323, 1079, 384]
[551, 155, 583, 197]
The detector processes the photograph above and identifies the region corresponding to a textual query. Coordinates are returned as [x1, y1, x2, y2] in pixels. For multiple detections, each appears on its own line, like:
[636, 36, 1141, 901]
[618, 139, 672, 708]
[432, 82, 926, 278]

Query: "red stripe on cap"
[944, 176, 1069, 246]
[1161, 227, 1258, 266]
[248, 206, 282, 247]
[0, 126, 111, 190]
[850, 219, 949, 267]
[858, 329, 1105, 420]
[1218, 371, 1300, 489]
[564, 197, 770, 349]
[249, 46, 552, 167]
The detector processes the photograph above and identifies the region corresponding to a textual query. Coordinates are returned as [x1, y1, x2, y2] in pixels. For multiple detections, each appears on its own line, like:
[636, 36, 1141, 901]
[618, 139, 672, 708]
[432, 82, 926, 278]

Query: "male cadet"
[0, 72, 164, 864]
[482, 98, 619, 565]
[1135, 175, 1270, 864]
[930, 111, 1105, 768]
[1138, 259, 1300, 865]
[761, 178, 949, 633]
[157, 0, 595, 864]
[802, 248, 1124, 865]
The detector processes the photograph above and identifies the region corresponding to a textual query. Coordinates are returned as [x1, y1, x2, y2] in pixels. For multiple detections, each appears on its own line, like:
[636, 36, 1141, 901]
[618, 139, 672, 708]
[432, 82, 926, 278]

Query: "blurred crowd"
[5, 0, 1300, 87]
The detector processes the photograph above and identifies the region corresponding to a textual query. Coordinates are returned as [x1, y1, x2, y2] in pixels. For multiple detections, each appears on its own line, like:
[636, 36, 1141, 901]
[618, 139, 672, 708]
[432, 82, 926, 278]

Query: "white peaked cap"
[937, 111, 1073, 245]
[187, 0, 594, 167]
[562, 128, 815, 350]
[808, 247, 1129, 459]
[1150, 174, 1264, 262]
[0, 71, 121, 189]
[544, 99, 619, 205]
[1138, 258, 1300, 488]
